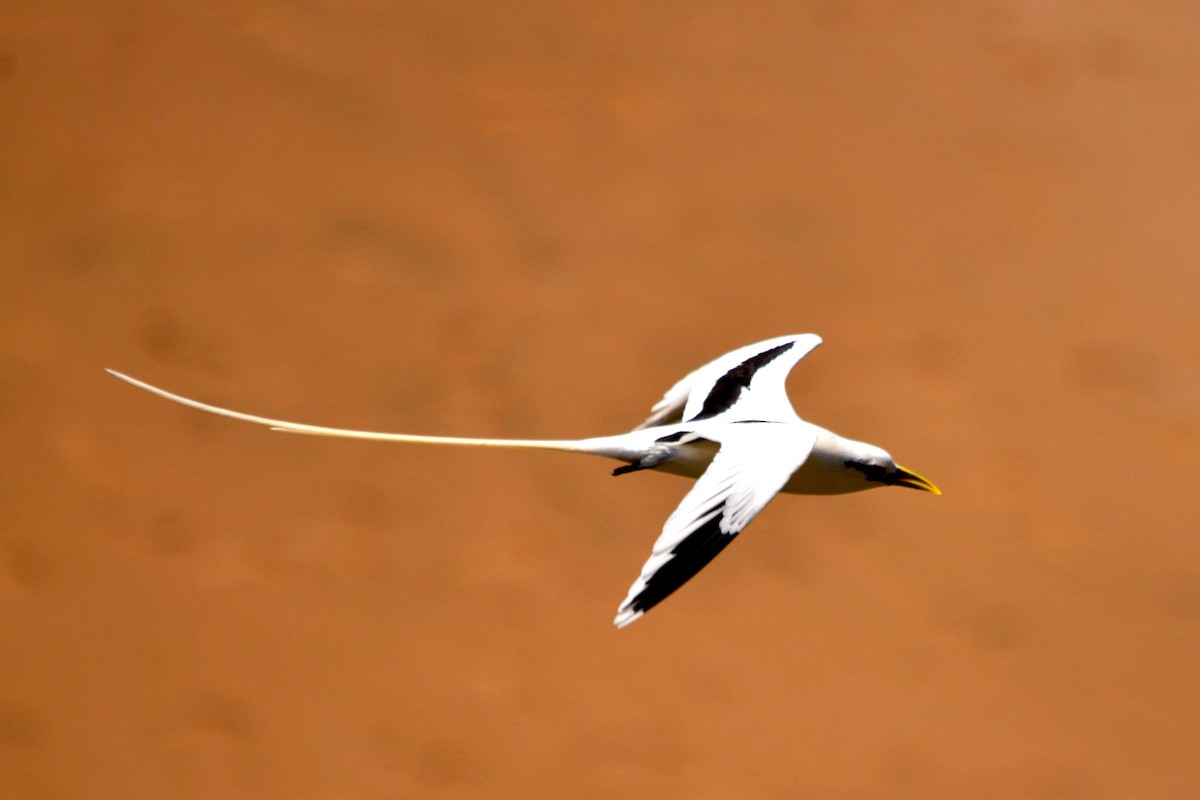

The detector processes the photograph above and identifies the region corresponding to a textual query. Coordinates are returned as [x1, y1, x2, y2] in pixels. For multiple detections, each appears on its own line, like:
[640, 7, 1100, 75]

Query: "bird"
[108, 333, 939, 628]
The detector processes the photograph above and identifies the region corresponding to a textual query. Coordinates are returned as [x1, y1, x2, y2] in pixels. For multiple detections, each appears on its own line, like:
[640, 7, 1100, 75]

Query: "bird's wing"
[613, 423, 817, 627]
[634, 334, 822, 429]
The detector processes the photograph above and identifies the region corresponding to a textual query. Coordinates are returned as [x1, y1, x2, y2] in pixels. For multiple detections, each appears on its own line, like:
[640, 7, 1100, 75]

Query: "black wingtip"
[623, 501, 732, 618]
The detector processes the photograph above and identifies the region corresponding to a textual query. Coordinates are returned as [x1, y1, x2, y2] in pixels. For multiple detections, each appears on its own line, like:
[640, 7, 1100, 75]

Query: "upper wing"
[634, 334, 822, 430]
[613, 423, 817, 628]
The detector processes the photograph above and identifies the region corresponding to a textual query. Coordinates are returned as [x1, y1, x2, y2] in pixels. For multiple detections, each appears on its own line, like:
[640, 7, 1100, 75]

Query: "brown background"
[3, 2, 1200, 798]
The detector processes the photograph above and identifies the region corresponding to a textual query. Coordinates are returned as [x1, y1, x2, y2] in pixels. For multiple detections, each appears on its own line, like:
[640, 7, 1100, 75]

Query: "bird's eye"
[844, 460, 889, 483]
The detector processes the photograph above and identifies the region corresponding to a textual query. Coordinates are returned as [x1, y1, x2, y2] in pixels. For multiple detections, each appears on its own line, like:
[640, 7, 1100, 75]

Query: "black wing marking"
[634, 335, 822, 430]
[688, 341, 795, 421]
[617, 500, 735, 619]
[613, 424, 818, 627]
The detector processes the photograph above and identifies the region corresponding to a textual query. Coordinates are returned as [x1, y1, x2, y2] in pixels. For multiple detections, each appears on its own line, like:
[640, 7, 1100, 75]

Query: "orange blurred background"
[3, 3, 1199, 798]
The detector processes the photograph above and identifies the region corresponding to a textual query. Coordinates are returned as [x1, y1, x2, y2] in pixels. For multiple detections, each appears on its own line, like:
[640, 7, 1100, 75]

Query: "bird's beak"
[891, 465, 941, 495]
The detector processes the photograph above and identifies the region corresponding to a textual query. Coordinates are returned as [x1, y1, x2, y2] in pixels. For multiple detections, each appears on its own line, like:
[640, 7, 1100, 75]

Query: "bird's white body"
[109, 333, 938, 628]
[571, 424, 887, 495]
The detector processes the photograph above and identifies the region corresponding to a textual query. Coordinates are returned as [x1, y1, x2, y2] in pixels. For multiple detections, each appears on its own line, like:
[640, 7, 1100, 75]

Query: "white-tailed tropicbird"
[108, 334, 939, 628]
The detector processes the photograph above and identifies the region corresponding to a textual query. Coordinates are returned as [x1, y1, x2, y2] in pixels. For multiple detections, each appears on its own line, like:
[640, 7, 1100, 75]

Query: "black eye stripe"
[844, 460, 889, 483]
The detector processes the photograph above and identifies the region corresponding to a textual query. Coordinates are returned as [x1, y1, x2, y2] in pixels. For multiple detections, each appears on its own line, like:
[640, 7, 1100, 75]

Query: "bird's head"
[842, 444, 941, 495]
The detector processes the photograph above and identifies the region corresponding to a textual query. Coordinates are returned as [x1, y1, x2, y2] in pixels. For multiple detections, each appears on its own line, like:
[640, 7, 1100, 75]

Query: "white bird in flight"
[108, 334, 939, 628]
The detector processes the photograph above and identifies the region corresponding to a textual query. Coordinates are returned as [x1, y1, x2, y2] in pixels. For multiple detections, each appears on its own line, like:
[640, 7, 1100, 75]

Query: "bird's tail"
[105, 370, 592, 454]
